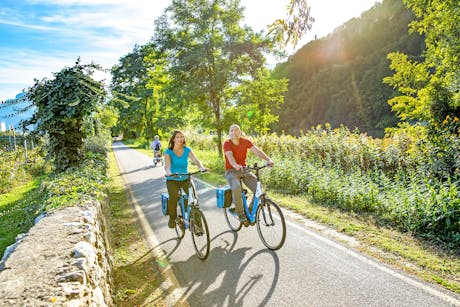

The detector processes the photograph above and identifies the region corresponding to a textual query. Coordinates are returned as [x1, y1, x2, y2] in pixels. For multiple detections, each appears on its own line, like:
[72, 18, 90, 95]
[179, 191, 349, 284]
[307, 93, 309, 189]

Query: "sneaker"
[168, 218, 175, 229]
[239, 214, 250, 227]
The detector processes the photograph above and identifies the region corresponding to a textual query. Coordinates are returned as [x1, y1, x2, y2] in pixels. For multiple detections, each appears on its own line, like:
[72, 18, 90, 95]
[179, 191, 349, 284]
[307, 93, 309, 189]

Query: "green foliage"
[110, 44, 158, 139]
[40, 152, 108, 210]
[0, 177, 45, 257]
[188, 126, 459, 248]
[384, 0, 460, 183]
[26, 60, 106, 172]
[0, 139, 109, 257]
[151, 0, 286, 156]
[267, 0, 314, 48]
[0, 144, 47, 194]
[273, 0, 423, 136]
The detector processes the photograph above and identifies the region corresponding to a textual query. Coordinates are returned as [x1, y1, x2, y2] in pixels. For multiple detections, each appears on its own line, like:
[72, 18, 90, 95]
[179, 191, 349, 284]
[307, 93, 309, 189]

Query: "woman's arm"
[188, 149, 207, 171]
[164, 153, 172, 176]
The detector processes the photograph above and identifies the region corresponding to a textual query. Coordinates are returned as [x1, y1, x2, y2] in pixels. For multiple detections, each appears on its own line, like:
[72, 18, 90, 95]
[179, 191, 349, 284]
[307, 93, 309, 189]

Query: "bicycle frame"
[168, 169, 211, 259]
[236, 164, 267, 223]
[176, 176, 198, 229]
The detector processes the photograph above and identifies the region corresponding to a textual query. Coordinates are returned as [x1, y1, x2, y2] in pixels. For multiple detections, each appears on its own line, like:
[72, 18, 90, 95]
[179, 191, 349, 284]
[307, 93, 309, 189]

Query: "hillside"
[272, 0, 425, 137]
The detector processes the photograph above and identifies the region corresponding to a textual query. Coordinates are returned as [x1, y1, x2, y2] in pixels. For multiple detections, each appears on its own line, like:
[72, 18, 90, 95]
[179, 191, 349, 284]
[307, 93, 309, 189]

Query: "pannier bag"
[161, 193, 169, 215]
[216, 186, 232, 208]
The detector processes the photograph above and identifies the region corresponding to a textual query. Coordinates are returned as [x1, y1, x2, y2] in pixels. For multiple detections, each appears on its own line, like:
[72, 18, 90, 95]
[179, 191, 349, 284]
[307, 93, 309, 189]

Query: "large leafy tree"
[151, 0, 287, 156]
[384, 0, 459, 180]
[26, 60, 106, 172]
[110, 44, 155, 139]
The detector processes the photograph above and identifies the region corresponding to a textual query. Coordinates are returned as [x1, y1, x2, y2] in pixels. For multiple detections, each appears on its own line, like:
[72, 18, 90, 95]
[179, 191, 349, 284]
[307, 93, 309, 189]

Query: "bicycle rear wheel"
[224, 207, 242, 231]
[256, 198, 286, 250]
[190, 208, 210, 260]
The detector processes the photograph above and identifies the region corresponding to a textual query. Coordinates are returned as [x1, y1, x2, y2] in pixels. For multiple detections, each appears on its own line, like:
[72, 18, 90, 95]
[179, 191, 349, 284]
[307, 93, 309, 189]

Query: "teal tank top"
[165, 146, 191, 181]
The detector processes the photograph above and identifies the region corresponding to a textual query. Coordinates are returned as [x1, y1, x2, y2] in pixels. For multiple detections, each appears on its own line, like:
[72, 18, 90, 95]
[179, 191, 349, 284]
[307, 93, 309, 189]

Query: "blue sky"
[0, 0, 380, 103]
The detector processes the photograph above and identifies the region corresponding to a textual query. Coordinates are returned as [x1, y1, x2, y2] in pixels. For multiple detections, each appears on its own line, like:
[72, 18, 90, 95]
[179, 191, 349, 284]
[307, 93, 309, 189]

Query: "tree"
[151, 0, 288, 156]
[26, 60, 106, 172]
[110, 44, 154, 139]
[267, 0, 315, 48]
[383, 0, 460, 180]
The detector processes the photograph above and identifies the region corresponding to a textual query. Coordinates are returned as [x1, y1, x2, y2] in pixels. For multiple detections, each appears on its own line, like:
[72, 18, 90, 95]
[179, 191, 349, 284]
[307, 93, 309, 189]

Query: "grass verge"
[107, 150, 168, 306]
[273, 193, 460, 294]
[0, 176, 45, 256]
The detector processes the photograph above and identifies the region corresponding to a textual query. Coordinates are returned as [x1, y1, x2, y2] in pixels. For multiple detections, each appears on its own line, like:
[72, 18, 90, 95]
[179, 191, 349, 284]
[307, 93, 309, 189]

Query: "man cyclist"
[223, 124, 274, 225]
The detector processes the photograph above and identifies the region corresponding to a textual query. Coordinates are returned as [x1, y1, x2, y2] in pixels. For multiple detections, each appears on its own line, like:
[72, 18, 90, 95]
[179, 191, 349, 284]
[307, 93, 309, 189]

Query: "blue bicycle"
[222, 163, 286, 250]
[164, 170, 210, 260]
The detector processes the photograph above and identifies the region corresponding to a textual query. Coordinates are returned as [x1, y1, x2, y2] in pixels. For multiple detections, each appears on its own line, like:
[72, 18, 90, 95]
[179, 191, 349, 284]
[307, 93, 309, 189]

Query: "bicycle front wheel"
[256, 198, 286, 250]
[190, 208, 210, 260]
[224, 207, 242, 232]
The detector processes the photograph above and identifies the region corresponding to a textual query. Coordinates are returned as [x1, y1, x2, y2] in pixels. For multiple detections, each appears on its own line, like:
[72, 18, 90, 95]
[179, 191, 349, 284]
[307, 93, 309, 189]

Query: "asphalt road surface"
[112, 142, 459, 307]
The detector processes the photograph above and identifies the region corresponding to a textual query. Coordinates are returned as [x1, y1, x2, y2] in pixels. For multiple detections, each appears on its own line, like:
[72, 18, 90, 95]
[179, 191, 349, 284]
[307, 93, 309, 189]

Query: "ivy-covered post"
[26, 60, 106, 172]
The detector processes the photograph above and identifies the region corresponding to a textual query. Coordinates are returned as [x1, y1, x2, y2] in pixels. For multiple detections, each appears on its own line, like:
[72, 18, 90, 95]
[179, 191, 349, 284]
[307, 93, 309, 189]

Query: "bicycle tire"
[224, 207, 242, 232]
[190, 209, 210, 260]
[256, 198, 286, 250]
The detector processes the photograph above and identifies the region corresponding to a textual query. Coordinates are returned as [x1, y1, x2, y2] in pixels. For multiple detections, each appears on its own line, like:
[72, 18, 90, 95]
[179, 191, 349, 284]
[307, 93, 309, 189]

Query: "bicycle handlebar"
[243, 163, 272, 171]
[166, 169, 208, 178]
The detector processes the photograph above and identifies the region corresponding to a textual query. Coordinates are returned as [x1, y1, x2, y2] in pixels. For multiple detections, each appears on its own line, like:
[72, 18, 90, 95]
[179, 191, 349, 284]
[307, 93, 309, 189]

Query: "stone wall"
[0, 200, 113, 306]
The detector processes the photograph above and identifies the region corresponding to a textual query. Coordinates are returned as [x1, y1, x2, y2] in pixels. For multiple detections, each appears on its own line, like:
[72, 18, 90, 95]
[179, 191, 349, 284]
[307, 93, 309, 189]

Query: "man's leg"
[225, 170, 244, 215]
[242, 172, 257, 212]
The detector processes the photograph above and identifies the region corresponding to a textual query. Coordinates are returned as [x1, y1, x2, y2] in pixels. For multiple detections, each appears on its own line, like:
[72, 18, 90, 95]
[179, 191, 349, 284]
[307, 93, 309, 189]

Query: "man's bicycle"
[164, 170, 210, 260]
[218, 163, 286, 250]
[153, 150, 164, 167]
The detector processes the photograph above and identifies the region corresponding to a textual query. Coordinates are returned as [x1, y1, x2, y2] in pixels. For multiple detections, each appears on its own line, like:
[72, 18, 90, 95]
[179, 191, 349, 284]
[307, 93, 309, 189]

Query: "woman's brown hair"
[168, 130, 186, 149]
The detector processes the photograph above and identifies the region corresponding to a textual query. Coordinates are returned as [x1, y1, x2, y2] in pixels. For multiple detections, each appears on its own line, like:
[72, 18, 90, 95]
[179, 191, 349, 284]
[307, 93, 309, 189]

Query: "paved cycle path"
[112, 142, 459, 307]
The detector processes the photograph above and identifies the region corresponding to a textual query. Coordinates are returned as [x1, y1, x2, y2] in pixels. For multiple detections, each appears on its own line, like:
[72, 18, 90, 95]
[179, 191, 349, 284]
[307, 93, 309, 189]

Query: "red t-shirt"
[223, 137, 253, 170]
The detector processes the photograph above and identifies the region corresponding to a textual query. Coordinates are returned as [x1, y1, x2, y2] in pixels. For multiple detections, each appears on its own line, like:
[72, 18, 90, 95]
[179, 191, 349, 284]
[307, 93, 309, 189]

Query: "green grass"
[272, 192, 460, 294]
[0, 176, 45, 256]
[107, 150, 168, 306]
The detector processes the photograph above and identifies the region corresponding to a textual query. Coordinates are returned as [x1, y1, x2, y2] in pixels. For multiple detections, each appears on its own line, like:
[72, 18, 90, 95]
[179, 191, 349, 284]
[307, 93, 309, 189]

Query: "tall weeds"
[189, 126, 459, 248]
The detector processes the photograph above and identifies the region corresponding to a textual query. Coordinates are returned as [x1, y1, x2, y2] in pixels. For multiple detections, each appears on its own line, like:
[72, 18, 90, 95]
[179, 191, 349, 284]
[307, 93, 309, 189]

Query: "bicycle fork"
[259, 198, 275, 227]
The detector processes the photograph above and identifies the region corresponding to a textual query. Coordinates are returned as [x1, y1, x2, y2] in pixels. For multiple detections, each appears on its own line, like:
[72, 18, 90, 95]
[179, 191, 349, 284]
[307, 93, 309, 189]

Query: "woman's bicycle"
[218, 163, 286, 250]
[164, 170, 210, 260]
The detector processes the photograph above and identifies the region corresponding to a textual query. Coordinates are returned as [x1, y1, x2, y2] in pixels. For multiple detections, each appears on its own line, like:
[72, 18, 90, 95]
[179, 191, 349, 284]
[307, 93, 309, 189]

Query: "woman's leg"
[166, 180, 180, 227]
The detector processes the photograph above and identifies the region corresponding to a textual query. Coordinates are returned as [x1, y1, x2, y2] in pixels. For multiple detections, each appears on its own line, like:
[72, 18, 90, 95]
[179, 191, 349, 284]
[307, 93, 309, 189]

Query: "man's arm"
[250, 145, 274, 166]
[225, 150, 243, 171]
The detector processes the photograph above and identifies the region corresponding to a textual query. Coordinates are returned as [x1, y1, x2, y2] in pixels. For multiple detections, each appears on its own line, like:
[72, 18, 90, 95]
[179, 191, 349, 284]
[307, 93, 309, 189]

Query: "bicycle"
[163, 170, 210, 260]
[218, 163, 286, 250]
[153, 149, 164, 167]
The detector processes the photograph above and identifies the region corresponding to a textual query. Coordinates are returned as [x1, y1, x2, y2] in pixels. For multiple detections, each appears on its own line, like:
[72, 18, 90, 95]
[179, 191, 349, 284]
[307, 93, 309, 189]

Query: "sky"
[0, 0, 381, 102]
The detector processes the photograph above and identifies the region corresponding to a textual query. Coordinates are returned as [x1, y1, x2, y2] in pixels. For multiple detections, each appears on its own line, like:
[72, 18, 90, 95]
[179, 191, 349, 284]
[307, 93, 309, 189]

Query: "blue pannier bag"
[216, 186, 232, 208]
[161, 193, 169, 215]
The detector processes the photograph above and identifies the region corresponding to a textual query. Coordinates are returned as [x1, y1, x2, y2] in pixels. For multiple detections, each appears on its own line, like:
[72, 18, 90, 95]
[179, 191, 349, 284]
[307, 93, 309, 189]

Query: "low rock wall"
[0, 200, 113, 306]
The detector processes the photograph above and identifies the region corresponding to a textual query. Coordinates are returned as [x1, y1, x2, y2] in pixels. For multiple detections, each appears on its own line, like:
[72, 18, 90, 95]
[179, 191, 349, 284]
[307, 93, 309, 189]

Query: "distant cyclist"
[223, 124, 274, 224]
[164, 130, 208, 228]
[151, 135, 162, 154]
